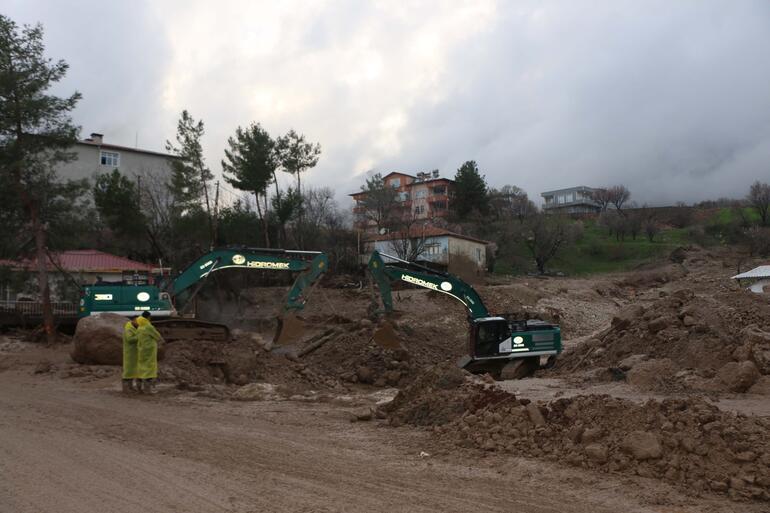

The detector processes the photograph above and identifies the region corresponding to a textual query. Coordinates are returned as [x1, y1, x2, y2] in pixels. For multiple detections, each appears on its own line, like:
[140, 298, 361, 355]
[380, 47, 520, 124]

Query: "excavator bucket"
[372, 321, 402, 350]
[274, 312, 306, 346]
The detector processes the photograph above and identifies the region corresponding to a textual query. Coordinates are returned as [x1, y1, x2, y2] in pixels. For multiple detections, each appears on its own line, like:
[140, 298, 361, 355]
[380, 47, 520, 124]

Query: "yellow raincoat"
[122, 320, 139, 379]
[136, 317, 161, 379]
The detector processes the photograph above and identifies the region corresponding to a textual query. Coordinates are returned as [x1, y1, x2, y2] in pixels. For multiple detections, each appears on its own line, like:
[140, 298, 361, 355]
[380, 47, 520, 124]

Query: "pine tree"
[0, 15, 81, 344]
[221, 123, 276, 247]
[451, 160, 489, 219]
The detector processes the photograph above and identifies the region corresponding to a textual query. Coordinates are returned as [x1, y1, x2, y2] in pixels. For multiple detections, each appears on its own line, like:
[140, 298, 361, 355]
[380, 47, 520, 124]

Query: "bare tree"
[519, 213, 582, 274]
[748, 181, 770, 226]
[489, 185, 536, 223]
[389, 214, 428, 262]
[607, 185, 631, 216]
[589, 188, 612, 212]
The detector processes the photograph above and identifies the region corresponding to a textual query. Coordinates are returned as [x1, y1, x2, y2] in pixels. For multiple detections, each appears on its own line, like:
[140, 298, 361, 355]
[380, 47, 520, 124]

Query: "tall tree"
[165, 110, 215, 245]
[222, 123, 276, 247]
[588, 188, 611, 211]
[357, 172, 399, 232]
[488, 185, 535, 223]
[748, 181, 770, 226]
[0, 15, 81, 344]
[275, 129, 321, 193]
[451, 160, 489, 219]
[519, 213, 581, 274]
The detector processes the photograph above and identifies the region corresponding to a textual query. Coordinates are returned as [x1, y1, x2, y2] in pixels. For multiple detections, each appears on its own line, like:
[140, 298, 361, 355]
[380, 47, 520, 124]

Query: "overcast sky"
[6, 0, 770, 206]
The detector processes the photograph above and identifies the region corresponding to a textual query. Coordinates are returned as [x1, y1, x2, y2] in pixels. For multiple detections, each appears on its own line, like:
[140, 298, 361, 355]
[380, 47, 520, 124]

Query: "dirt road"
[0, 360, 745, 513]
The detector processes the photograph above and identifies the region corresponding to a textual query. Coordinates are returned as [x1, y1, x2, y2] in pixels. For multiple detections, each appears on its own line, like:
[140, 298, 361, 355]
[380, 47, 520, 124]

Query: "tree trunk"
[254, 193, 270, 247]
[31, 204, 56, 345]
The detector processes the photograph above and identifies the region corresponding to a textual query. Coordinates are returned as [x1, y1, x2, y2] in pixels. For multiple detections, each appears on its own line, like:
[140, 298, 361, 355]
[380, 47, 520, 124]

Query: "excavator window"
[475, 319, 509, 357]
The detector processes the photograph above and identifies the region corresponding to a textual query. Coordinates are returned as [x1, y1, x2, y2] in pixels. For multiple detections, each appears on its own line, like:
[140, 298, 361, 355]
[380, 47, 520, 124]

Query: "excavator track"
[153, 319, 231, 342]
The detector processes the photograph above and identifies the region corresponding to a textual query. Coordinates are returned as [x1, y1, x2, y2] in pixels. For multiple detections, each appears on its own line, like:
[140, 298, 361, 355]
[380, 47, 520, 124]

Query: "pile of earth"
[383, 364, 770, 502]
[552, 288, 770, 393]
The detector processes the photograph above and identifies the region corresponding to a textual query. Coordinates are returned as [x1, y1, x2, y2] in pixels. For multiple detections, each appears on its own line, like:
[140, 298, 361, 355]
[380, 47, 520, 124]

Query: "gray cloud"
[6, 0, 770, 206]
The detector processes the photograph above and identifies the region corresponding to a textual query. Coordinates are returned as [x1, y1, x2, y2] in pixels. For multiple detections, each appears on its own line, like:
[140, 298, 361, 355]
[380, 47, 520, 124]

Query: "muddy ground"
[1, 245, 769, 512]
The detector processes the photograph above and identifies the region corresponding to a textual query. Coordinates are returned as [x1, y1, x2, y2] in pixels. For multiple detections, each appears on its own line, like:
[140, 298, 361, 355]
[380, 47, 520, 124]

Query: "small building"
[362, 226, 489, 270]
[732, 266, 770, 293]
[541, 186, 600, 215]
[0, 250, 158, 302]
[55, 132, 177, 182]
[351, 171, 454, 233]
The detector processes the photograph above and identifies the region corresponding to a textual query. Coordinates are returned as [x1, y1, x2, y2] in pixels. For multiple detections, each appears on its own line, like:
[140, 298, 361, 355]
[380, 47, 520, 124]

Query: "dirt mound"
[71, 314, 130, 365]
[554, 288, 770, 393]
[385, 365, 770, 502]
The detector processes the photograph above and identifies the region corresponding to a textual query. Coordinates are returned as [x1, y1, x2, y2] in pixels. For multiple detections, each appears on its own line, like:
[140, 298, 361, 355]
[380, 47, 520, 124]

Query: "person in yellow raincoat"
[122, 317, 139, 393]
[135, 312, 162, 394]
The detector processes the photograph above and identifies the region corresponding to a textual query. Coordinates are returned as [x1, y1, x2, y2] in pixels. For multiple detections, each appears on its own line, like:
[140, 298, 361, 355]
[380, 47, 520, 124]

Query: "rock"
[617, 354, 648, 371]
[584, 444, 608, 463]
[231, 382, 279, 401]
[359, 318, 373, 328]
[717, 361, 760, 392]
[350, 408, 373, 422]
[71, 313, 130, 365]
[621, 431, 662, 460]
[526, 403, 546, 426]
[34, 360, 53, 374]
[626, 358, 676, 391]
[581, 427, 603, 444]
[729, 477, 746, 491]
[385, 370, 402, 386]
[682, 315, 696, 327]
[611, 306, 644, 331]
[709, 480, 728, 492]
[647, 317, 669, 334]
[356, 366, 374, 384]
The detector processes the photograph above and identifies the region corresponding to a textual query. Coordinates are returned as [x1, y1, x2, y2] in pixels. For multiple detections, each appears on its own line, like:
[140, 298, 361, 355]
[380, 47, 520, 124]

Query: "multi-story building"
[56, 132, 177, 182]
[351, 170, 454, 232]
[541, 186, 601, 215]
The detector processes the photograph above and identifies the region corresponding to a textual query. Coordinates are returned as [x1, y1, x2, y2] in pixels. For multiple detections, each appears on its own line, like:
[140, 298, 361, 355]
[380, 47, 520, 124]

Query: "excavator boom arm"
[368, 251, 490, 318]
[169, 247, 328, 312]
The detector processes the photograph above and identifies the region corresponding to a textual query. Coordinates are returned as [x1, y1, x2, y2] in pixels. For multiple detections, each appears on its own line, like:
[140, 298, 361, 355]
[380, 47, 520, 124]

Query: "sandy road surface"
[0, 363, 757, 513]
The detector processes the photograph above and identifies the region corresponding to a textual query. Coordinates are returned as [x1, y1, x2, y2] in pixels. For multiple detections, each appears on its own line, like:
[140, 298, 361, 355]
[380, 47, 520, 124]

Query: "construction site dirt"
[2, 246, 769, 513]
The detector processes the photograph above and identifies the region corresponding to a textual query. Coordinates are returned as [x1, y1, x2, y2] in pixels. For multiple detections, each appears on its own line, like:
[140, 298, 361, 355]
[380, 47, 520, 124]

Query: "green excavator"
[79, 247, 328, 341]
[368, 250, 561, 379]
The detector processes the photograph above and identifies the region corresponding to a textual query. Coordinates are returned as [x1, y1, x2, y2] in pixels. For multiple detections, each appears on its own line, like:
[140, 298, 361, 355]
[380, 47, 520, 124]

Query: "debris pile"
[554, 288, 770, 393]
[385, 364, 770, 502]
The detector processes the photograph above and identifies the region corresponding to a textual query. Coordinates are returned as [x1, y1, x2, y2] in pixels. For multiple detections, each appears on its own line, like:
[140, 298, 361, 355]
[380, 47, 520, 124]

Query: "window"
[100, 150, 120, 167]
[432, 201, 447, 210]
[425, 243, 441, 255]
[476, 248, 482, 263]
[415, 190, 427, 199]
[390, 177, 400, 188]
[432, 186, 446, 195]
[398, 191, 410, 202]
[414, 205, 426, 215]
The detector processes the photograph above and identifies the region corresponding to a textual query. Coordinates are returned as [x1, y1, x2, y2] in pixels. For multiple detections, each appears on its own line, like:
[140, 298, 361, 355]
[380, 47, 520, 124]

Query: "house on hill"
[541, 186, 601, 215]
[351, 171, 454, 233]
[56, 132, 177, 182]
[362, 226, 489, 270]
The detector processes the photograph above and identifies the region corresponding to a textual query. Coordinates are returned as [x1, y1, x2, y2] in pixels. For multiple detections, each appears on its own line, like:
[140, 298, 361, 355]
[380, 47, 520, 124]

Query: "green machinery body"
[368, 250, 561, 374]
[79, 247, 328, 339]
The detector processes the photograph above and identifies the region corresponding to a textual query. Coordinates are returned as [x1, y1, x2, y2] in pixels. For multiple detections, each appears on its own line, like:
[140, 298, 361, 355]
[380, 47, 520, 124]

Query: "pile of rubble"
[384, 364, 770, 502]
[554, 288, 770, 393]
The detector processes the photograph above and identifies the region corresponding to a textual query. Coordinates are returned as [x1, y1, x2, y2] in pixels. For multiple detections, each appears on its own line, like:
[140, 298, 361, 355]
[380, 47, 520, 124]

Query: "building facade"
[363, 227, 488, 270]
[56, 132, 177, 183]
[351, 171, 453, 232]
[541, 186, 601, 214]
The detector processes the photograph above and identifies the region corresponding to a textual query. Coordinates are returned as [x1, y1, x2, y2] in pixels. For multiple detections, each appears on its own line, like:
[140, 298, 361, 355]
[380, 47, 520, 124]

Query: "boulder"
[617, 354, 648, 371]
[71, 314, 128, 365]
[584, 443, 608, 463]
[717, 361, 760, 392]
[621, 431, 662, 460]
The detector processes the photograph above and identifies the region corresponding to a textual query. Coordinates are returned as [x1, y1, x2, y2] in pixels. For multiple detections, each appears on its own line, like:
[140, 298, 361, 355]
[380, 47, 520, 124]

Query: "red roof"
[364, 226, 490, 245]
[0, 250, 154, 272]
